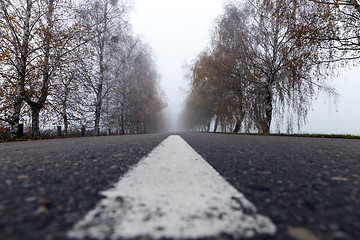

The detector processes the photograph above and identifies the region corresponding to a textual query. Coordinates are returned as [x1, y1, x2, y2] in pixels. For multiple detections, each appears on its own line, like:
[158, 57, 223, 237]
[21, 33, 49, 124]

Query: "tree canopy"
[181, 0, 344, 133]
[0, 0, 166, 138]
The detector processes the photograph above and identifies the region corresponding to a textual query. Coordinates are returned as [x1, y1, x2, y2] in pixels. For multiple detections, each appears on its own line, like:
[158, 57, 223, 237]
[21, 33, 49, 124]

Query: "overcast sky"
[130, 0, 360, 135]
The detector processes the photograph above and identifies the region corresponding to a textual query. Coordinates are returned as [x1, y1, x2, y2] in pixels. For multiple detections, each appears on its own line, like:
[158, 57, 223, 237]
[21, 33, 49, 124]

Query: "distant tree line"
[0, 0, 166, 139]
[181, 0, 359, 133]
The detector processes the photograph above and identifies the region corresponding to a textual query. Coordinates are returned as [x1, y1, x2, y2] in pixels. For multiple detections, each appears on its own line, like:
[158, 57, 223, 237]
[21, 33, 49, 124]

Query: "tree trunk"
[62, 82, 70, 134]
[119, 120, 125, 135]
[94, 6, 108, 136]
[119, 104, 125, 135]
[31, 106, 40, 139]
[94, 46, 105, 135]
[233, 120, 241, 133]
[263, 87, 273, 134]
[10, 99, 23, 138]
[10, 70, 26, 138]
[143, 122, 147, 134]
[26, 0, 53, 139]
[6, 0, 32, 138]
[94, 89, 102, 135]
[206, 121, 211, 132]
[233, 111, 245, 133]
[213, 116, 218, 132]
[63, 110, 68, 134]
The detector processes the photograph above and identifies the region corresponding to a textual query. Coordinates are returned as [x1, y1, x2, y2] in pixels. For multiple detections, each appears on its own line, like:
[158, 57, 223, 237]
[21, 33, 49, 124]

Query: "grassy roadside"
[212, 132, 360, 139]
[0, 135, 85, 143]
[2, 131, 360, 143]
[0, 133, 118, 143]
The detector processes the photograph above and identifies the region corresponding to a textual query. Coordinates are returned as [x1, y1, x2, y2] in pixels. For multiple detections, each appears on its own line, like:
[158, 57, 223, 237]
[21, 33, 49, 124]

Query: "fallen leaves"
[34, 199, 53, 215]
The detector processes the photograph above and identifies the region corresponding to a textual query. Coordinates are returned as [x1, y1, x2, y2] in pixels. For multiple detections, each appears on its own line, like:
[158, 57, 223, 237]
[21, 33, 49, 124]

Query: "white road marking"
[67, 135, 276, 239]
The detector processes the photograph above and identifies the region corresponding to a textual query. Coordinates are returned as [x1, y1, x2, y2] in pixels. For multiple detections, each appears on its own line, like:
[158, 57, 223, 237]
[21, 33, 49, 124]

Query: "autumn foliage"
[180, 0, 355, 133]
[0, 0, 166, 139]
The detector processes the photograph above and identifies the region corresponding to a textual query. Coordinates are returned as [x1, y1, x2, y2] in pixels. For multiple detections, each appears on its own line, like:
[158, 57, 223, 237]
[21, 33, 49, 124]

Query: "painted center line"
[67, 135, 276, 239]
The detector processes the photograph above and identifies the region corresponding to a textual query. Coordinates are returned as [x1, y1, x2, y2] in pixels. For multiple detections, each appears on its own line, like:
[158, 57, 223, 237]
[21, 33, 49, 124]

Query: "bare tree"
[0, 0, 87, 138]
[76, 0, 130, 135]
[21, 0, 82, 138]
[105, 32, 165, 134]
[0, 0, 165, 138]
[0, 0, 35, 137]
[305, 0, 360, 61]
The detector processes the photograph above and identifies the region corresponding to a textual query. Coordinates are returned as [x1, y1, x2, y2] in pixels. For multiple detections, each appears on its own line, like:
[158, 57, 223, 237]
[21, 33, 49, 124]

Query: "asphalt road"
[180, 133, 360, 240]
[0, 134, 170, 240]
[0, 133, 359, 240]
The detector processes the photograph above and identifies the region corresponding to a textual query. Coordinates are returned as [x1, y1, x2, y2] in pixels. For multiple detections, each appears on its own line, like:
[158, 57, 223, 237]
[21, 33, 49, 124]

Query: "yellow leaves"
[182, 0, 339, 133]
[0, 49, 9, 60]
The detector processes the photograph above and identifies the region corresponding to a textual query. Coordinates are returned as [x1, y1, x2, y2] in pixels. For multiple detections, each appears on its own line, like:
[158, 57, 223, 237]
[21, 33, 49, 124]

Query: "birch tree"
[77, 0, 130, 135]
[23, 0, 82, 138]
[1, 0, 165, 138]
[0, 0, 84, 138]
[304, 0, 360, 61]
[104, 32, 165, 134]
[183, 0, 337, 134]
[0, 0, 35, 137]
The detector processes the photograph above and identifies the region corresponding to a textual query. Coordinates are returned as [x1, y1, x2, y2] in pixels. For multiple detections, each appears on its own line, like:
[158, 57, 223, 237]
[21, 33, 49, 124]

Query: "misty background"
[130, 0, 360, 135]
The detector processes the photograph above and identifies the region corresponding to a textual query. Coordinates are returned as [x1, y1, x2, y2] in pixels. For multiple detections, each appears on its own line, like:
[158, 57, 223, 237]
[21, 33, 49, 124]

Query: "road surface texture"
[0, 132, 359, 240]
[180, 133, 360, 240]
[0, 134, 170, 240]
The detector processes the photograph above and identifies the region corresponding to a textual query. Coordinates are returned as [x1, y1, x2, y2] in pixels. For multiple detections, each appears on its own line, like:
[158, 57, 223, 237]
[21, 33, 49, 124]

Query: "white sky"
[130, 0, 360, 135]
